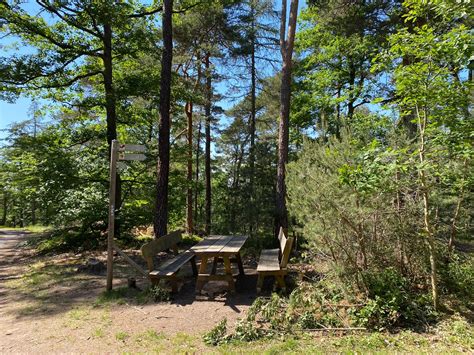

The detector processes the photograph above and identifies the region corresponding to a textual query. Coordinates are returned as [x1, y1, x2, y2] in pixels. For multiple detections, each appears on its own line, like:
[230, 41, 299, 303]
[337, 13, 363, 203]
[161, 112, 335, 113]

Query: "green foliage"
[441, 254, 474, 299]
[354, 268, 436, 330]
[147, 285, 171, 303]
[233, 318, 265, 342]
[203, 319, 229, 346]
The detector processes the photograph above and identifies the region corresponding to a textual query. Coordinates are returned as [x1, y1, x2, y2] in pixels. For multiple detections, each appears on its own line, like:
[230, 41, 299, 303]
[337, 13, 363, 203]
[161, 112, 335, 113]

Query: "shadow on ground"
[0, 231, 281, 322]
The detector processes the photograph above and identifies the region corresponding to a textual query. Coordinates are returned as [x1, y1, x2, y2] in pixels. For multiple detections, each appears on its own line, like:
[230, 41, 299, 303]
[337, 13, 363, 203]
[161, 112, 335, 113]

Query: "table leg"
[236, 252, 245, 275]
[196, 256, 209, 293]
[211, 257, 219, 275]
[223, 256, 235, 292]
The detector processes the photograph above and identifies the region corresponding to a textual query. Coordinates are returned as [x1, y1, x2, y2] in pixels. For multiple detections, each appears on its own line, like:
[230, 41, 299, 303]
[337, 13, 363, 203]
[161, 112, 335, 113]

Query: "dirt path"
[0, 230, 255, 353]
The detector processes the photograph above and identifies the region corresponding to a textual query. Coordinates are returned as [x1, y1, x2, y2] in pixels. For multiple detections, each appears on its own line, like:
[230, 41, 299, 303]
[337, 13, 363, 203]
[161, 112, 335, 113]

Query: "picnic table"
[190, 234, 248, 293]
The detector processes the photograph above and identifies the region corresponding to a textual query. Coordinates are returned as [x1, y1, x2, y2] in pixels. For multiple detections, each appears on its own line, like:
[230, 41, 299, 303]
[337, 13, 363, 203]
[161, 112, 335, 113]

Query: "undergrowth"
[204, 258, 474, 347]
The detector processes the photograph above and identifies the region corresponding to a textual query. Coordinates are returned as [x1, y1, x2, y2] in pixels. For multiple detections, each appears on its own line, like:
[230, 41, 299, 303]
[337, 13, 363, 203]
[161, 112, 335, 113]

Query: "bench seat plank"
[150, 250, 195, 277]
[257, 248, 280, 272]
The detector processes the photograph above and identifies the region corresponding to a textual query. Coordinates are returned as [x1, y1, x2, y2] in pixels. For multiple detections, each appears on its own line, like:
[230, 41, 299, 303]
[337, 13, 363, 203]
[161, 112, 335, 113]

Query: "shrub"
[148, 285, 170, 302]
[353, 268, 436, 330]
[203, 319, 229, 346]
[441, 254, 474, 299]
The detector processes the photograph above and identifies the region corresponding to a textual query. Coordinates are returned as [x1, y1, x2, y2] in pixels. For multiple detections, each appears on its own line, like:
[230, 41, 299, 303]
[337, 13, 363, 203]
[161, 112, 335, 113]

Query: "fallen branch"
[298, 327, 366, 332]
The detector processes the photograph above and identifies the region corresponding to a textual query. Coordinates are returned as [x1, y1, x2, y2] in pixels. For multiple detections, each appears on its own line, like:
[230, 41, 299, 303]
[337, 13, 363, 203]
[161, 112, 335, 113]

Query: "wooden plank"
[141, 230, 182, 259]
[278, 227, 287, 255]
[200, 235, 233, 253]
[257, 248, 280, 272]
[119, 144, 146, 152]
[280, 236, 294, 268]
[119, 152, 146, 161]
[151, 250, 195, 277]
[190, 235, 222, 253]
[113, 244, 147, 276]
[220, 235, 248, 254]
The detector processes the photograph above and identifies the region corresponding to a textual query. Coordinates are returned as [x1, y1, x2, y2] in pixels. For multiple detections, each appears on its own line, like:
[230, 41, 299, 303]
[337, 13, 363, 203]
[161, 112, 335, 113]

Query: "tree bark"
[103, 22, 122, 236]
[31, 200, 36, 225]
[416, 104, 439, 311]
[347, 60, 356, 120]
[154, 0, 173, 238]
[103, 24, 118, 152]
[248, 1, 257, 235]
[204, 53, 212, 235]
[195, 116, 201, 225]
[185, 101, 194, 234]
[275, 0, 298, 234]
[1, 192, 6, 226]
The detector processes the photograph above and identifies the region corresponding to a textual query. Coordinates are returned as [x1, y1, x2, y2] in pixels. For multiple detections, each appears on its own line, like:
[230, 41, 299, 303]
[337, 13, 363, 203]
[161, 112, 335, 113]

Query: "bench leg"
[236, 252, 245, 275]
[150, 276, 160, 287]
[276, 274, 286, 292]
[211, 257, 219, 275]
[190, 256, 198, 276]
[223, 256, 235, 292]
[169, 275, 179, 293]
[256, 273, 264, 294]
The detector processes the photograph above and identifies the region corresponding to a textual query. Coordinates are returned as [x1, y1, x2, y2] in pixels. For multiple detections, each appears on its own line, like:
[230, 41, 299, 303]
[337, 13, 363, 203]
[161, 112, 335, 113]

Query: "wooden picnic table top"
[190, 234, 248, 256]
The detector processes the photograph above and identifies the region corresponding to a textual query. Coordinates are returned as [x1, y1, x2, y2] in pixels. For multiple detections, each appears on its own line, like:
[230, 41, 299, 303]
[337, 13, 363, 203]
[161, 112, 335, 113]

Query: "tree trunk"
[416, 104, 439, 311]
[185, 101, 194, 234]
[448, 196, 463, 253]
[154, 0, 173, 238]
[347, 60, 356, 120]
[195, 116, 201, 226]
[204, 53, 212, 235]
[248, 1, 257, 235]
[103, 22, 121, 235]
[275, 0, 298, 234]
[103, 24, 118, 154]
[1, 192, 6, 225]
[31, 199, 36, 225]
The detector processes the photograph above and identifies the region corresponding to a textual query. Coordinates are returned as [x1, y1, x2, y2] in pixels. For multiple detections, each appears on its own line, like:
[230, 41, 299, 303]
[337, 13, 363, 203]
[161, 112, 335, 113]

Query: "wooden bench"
[141, 230, 197, 292]
[256, 227, 294, 293]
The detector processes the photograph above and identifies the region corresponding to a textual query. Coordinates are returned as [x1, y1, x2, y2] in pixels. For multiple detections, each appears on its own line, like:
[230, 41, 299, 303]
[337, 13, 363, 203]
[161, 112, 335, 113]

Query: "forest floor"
[0, 228, 473, 354]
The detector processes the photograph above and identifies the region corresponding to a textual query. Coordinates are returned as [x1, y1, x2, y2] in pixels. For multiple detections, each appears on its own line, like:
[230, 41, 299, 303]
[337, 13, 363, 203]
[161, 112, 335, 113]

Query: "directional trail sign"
[118, 143, 146, 161]
[119, 152, 146, 161]
[119, 144, 146, 153]
[106, 140, 147, 291]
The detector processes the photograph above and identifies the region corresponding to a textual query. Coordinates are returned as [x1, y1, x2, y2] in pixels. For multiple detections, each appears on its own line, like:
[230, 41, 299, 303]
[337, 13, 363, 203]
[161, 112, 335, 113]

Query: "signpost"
[106, 140, 147, 291]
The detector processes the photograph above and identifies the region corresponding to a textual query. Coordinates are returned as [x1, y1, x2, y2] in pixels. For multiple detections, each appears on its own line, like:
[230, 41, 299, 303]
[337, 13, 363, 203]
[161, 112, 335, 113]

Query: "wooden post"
[107, 139, 119, 291]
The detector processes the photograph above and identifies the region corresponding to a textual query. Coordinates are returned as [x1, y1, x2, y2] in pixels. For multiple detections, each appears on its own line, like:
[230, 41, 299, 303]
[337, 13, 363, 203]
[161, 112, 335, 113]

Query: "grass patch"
[115, 331, 130, 342]
[64, 307, 91, 329]
[26, 225, 52, 233]
[5, 260, 79, 292]
[213, 330, 471, 354]
[171, 332, 199, 352]
[92, 327, 105, 338]
[25, 226, 103, 254]
[0, 225, 51, 233]
[94, 286, 149, 306]
[134, 329, 166, 351]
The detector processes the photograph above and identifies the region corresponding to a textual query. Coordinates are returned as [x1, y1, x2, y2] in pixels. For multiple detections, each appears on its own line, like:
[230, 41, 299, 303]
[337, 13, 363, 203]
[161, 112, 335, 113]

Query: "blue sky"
[0, 1, 306, 141]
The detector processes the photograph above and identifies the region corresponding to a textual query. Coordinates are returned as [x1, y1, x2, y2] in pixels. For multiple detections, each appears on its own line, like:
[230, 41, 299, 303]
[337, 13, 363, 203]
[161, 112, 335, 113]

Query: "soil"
[0, 230, 259, 353]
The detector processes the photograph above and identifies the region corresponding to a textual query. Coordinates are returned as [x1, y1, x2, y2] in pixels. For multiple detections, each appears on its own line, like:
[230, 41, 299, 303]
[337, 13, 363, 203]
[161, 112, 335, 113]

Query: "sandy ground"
[0, 230, 258, 353]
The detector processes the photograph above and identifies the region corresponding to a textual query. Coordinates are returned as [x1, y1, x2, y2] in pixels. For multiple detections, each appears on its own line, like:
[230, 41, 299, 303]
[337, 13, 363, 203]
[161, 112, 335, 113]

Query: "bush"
[203, 319, 229, 346]
[353, 268, 436, 330]
[148, 285, 170, 302]
[441, 254, 474, 299]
